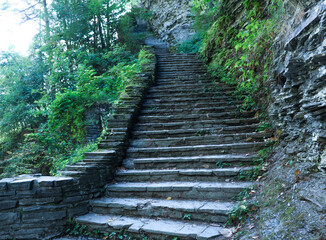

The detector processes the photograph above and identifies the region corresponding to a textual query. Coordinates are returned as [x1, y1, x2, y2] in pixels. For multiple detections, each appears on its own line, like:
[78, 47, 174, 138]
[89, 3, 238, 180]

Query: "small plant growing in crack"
[237, 166, 262, 181]
[183, 213, 192, 220]
[216, 161, 232, 168]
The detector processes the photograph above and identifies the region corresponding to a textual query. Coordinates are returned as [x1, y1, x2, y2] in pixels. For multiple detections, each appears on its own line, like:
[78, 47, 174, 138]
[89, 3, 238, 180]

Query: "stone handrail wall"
[0, 45, 157, 240]
[85, 103, 111, 143]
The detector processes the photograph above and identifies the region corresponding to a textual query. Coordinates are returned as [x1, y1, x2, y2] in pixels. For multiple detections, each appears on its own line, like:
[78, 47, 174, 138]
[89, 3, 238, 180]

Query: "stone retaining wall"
[0, 46, 157, 240]
[85, 103, 111, 143]
[0, 176, 87, 239]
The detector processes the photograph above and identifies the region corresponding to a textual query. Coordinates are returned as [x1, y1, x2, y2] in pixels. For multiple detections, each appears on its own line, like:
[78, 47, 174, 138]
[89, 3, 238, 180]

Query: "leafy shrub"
[176, 32, 204, 54]
[196, 0, 283, 110]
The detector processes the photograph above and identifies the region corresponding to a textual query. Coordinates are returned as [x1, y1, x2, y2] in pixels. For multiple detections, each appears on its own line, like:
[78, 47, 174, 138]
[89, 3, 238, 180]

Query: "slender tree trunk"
[97, 15, 106, 50]
[42, 0, 50, 42]
[93, 18, 98, 52]
[106, 1, 111, 49]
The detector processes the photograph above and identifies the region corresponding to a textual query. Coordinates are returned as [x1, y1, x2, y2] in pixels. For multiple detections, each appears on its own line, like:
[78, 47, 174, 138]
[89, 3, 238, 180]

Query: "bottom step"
[76, 213, 231, 240]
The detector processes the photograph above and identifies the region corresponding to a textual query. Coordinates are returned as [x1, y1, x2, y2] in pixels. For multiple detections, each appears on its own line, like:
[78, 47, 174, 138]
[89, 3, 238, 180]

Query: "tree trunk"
[97, 15, 106, 50]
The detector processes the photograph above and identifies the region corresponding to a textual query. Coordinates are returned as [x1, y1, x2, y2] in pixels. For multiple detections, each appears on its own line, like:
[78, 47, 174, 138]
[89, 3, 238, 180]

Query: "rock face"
[140, 0, 194, 43]
[270, 0, 326, 171]
[263, 2, 326, 238]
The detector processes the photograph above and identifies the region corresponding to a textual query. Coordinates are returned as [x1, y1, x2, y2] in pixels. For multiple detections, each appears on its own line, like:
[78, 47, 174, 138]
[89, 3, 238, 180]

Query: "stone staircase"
[75, 46, 270, 239]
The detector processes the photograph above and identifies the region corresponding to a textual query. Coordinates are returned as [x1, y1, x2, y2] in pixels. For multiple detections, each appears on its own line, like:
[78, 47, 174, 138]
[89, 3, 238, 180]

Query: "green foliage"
[227, 187, 258, 226]
[191, 0, 221, 32]
[238, 166, 262, 181]
[48, 91, 89, 143]
[66, 219, 101, 237]
[0, 0, 155, 178]
[66, 218, 152, 240]
[176, 32, 204, 54]
[256, 121, 273, 132]
[52, 142, 98, 175]
[227, 200, 258, 226]
[216, 161, 232, 168]
[183, 213, 192, 220]
[51, 0, 129, 52]
[199, 0, 283, 110]
[117, 7, 151, 53]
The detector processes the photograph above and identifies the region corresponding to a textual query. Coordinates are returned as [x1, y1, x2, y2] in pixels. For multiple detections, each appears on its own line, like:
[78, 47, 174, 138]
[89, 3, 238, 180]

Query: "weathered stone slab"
[0, 212, 19, 224]
[141, 219, 184, 235]
[0, 200, 18, 210]
[19, 197, 63, 206]
[21, 210, 66, 223]
[8, 179, 35, 190]
[197, 226, 222, 240]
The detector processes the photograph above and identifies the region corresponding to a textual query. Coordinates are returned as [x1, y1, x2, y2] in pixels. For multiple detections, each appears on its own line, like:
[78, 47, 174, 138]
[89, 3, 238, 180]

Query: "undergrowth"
[0, 3, 155, 180]
[177, 0, 284, 112]
[227, 187, 258, 226]
[66, 218, 159, 240]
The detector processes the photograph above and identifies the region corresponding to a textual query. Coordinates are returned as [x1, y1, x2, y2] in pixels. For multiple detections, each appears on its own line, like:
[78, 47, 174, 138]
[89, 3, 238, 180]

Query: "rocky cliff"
[140, 0, 194, 43]
[262, 1, 326, 238]
[140, 0, 326, 239]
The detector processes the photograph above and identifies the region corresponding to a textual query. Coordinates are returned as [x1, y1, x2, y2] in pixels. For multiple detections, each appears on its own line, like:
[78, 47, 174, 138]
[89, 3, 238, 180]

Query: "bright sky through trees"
[0, 0, 39, 54]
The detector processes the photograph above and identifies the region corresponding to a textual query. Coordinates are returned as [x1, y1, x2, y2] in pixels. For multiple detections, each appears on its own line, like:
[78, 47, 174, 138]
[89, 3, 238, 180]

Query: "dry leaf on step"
[248, 224, 255, 229]
[295, 169, 300, 182]
[203, 164, 210, 169]
[220, 228, 233, 238]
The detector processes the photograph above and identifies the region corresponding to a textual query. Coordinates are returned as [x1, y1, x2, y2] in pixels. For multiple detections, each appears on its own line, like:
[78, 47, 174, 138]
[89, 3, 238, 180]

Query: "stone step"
[134, 118, 259, 131]
[148, 84, 235, 92]
[157, 62, 204, 66]
[157, 69, 207, 72]
[76, 213, 229, 240]
[126, 142, 265, 159]
[105, 181, 252, 200]
[142, 100, 242, 110]
[157, 63, 204, 66]
[140, 106, 238, 116]
[65, 164, 99, 172]
[91, 197, 235, 223]
[84, 150, 116, 160]
[156, 74, 209, 80]
[155, 80, 214, 86]
[146, 91, 232, 100]
[102, 130, 128, 139]
[158, 55, 200, 59]
[131, 125, 260, 139]
[158, 66, 206, 71]
[151, 83, 221, 90]
[59, 170, 84, 178]
[137, 111, 256, 124]
[145, 96, 235, 104]
[97, 140, 126, 150]
[155, 77, 211, 83]
[157, 71, 207, 76]
[115, 167, 253, 182]
[157, 55, 199, 58]
[157, 66, 205, 70]
[98, 140, 126, 150]
[144, 97, 237, 106]
[129, 132, 271, 148]
[130, 154, 257, 169]
[82, 158, 116, 165]
[158, 57, 202, 61]
[147, 87, 234, 95]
